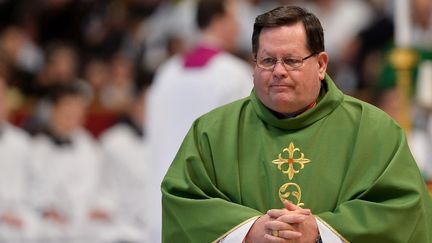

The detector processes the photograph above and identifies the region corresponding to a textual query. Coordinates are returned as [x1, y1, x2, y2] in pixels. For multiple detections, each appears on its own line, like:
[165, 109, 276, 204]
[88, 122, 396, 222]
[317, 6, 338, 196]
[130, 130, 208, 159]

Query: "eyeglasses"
[255, 52, 317, 71]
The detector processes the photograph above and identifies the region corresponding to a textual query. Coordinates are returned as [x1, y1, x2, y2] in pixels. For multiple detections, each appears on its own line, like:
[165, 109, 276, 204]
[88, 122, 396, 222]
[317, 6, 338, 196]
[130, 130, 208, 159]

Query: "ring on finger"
[271, 230, 279, 237]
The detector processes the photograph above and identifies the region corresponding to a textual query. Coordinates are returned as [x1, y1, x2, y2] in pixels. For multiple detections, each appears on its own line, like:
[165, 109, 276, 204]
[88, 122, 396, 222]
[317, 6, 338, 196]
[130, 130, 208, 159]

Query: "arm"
[246, 201, 312, 243]
[162, 123, 262, 243]
[316, 127, 432, 242]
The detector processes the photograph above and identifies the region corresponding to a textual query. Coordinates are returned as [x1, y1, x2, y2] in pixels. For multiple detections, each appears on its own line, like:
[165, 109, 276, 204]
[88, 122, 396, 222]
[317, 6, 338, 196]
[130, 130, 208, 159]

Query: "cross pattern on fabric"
[272, 142, 311, 206]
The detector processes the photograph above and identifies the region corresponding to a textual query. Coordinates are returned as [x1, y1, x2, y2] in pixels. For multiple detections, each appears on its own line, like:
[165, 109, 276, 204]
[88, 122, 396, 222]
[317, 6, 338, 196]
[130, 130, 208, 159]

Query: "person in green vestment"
[162, 5, 432, 243]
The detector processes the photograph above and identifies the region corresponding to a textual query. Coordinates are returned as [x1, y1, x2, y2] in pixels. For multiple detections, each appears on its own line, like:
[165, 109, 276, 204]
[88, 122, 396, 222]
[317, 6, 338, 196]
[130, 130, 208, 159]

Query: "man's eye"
[284, 58, 301, 65]
[261, 58, 275, 65]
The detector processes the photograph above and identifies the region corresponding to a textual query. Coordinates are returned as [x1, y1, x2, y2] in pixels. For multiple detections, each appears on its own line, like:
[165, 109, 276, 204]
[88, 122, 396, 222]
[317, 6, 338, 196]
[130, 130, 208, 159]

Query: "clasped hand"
[245, 200, 318, 243]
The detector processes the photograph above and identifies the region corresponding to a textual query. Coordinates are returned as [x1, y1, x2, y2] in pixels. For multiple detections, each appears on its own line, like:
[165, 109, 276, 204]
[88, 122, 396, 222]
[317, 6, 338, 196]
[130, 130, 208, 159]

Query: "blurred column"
[389, 49, 417, 134]
[390, 0, 418, 134]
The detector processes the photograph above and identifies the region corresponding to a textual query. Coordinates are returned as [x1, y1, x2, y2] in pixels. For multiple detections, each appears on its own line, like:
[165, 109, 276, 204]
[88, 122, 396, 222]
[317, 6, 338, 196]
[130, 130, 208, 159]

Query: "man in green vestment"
[162, 5, 432, 243]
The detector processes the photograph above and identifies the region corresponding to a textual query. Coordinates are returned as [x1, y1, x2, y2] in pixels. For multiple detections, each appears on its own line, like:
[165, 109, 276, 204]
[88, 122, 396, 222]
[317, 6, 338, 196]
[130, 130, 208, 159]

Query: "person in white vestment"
[236, 0, 280, 57]
[0, 55, 38, 243]
[99, 76, 152, 243]
[406, 0, 432, 183]
[376, 0, 432, 183]
[28, 82, 109, 243]
[145, 0, 253, 241]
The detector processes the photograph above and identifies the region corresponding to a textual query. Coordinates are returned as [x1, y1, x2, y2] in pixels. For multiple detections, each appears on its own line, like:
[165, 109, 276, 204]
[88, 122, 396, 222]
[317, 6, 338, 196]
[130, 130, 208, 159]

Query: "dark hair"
[196, 0, 227, 30]
[133, 69, 153, 98]
[252, 6, 324, 57]
[48, 81, 92, 104]
[0, 47, 12, 82]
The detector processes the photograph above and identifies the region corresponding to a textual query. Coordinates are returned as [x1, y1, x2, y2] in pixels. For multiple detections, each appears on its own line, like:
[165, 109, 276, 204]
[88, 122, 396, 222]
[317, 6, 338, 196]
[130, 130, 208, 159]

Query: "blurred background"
[0, 0, 430, 242]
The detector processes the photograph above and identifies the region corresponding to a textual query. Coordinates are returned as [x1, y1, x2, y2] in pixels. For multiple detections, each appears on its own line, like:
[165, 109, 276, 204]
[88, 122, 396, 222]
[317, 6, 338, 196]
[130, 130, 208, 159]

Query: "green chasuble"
[162, 76, 432, 243]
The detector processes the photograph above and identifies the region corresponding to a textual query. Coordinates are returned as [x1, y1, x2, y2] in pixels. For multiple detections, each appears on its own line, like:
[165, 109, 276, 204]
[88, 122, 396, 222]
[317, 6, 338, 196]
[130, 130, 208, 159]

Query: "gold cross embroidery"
[272, 142, 311, 180]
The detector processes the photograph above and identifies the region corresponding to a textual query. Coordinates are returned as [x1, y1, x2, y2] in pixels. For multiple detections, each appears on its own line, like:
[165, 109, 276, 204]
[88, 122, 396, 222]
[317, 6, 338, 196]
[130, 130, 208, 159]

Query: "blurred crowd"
[0, 0, 431, 242]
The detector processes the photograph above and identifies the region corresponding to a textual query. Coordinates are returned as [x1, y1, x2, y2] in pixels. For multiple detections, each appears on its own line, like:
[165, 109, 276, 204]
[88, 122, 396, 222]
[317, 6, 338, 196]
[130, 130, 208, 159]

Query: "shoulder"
[157, 54, 182, 71]
[208, 53, 253, 92]
[212, 53, 252, 73]
[73, 129, 100, 148]
[3, 123, 31, 143]
[340, 94, 402, 133]
[100, 124, 137, 147]
[343, 95, 395, 120]
[100, 124, 128, 140]
[193, 96, 252, 129]
[30, 134, 53, 155]
[152, 55, 183, 83]
[0, 123, 31, 151]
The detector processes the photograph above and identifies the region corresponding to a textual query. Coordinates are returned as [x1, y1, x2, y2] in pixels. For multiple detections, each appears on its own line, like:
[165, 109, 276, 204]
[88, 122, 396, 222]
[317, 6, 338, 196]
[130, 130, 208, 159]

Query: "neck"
[275, 101, 317, 119]
[0, 122, 4, 138]
[50, 122, 74, 139]
[200, 32, 226, 51]
[45, 126, 73, 146]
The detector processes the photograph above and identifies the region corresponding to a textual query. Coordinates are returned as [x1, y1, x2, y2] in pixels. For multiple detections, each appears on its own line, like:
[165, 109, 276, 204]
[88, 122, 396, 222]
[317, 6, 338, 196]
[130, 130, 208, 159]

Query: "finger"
[283, 200, 308, 212]
[267, 206, 311, 219]
[283, 200, 311, 215]
[265, 219, 294, 231]
[267, 208, 288, 219]
[278, 229, 303, 239]
[267, 210, 306, 221]
[283, 200, 298, 210]
[277, 213, 307, 224]
[267, 208, 309, 220]
[264, 233, 289, 243]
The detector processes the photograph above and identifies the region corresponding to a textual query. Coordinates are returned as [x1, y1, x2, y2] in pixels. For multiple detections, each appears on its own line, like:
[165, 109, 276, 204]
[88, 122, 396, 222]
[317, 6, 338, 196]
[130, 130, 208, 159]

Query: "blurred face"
[413, 0, 432, 28]
[0, 78, 7, 121]
[131, 89, 147, 126]
[45, 47, 78, 85]
[253, 23, 328, 114]
[217, 0, 239, 51]
[51, 95, 87, 136]
[84, 60, 109, 90]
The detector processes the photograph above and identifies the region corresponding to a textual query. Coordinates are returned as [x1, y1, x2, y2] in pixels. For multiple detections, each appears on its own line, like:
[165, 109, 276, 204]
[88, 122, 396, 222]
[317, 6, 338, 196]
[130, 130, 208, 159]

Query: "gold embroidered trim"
[316, 216, 351, 243]
[212, 215, 260, 243]
[279, 182, 304, 207]
[272, 142, 310, 206]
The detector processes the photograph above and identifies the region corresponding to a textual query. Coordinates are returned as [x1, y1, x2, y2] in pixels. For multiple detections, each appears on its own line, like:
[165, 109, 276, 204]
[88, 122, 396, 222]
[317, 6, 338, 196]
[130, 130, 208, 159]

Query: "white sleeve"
[217, 216, 346, 243]
[217, 217, 258, 243]
[315, 217, 346, 243]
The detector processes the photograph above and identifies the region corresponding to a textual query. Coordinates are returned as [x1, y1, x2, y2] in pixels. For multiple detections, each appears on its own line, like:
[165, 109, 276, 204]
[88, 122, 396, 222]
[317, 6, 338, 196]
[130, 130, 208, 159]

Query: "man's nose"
[273, 61, 288, 77]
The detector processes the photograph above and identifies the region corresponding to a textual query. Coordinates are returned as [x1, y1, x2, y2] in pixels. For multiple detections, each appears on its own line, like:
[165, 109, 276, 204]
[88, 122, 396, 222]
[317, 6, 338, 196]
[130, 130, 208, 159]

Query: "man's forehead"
[258, 25, 308, 53]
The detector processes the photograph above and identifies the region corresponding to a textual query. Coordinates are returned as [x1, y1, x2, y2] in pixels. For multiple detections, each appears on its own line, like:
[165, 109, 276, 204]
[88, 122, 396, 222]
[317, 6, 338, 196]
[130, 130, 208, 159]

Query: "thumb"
[283, 200, 298, 210]
[283, 200, 311, 215]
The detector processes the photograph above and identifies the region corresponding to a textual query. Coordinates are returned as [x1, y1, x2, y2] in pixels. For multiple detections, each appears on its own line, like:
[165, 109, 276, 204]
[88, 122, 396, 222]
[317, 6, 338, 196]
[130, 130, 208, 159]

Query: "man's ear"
[317, 52, 329, 80]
